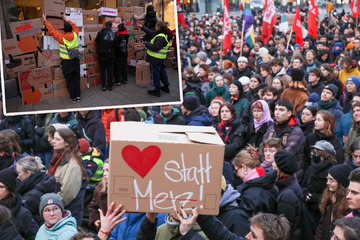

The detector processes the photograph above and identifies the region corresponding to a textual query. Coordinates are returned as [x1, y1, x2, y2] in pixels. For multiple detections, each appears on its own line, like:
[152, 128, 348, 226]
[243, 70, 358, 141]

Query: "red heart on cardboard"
[121, 145, 161, 178]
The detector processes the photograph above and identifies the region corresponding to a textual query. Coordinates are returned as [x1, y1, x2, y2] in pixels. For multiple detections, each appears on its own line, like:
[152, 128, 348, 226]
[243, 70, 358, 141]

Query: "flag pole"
[286, 28, 293, 51]
[240, 20, 245, 56]
[220, 0, 224, 63]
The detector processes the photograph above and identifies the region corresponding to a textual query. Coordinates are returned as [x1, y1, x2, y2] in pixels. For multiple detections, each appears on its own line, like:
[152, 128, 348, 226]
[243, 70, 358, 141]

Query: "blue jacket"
[109, 212, 166, 240]
[336, 110, 352, 146]
[185, 106, 212, 126]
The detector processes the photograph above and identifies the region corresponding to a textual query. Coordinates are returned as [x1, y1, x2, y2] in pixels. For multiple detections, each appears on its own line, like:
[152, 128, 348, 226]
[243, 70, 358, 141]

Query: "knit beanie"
[0, 168, 17, 192]
[346, 76, 360, 88]
[328, 164, 353, 188]
[291, 68, 305, 81]
[63, 22, 73, 33]
[324, 84, 338, 97]
[294, 44, 301, 50]
[305, 92, 320, 106]
[78, 138, 90, 155]
[274, 150, 298, 175]
[197, 52, 207, 62]
[239, 76, 250, 86]
[237, 56, 248, 63]
[39, 193, 64, 217]
[182, 96, 200, 111]
[347, 42, 355, 50]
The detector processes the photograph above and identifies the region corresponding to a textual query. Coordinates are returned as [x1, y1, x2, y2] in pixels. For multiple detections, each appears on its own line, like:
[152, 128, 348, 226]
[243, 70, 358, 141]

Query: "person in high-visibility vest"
[139, 21, 171, 97]
[43, 13, 81, 103]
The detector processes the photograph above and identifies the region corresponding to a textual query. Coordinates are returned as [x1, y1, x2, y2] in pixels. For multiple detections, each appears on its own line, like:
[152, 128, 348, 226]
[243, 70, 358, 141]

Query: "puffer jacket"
[185, 106, 212, 126]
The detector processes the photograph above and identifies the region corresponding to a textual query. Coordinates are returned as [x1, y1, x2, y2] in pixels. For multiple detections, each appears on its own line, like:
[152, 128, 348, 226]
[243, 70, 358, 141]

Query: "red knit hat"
[78, 138, 90, 154]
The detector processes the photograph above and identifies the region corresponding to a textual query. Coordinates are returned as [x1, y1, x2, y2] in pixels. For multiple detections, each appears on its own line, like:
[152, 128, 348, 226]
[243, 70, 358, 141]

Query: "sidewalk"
[5, 67, 181, 114]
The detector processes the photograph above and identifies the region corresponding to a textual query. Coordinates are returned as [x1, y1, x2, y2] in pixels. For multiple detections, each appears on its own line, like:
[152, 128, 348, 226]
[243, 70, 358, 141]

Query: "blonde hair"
[16, 156, 44, 174]
[233, 145, 260, 168]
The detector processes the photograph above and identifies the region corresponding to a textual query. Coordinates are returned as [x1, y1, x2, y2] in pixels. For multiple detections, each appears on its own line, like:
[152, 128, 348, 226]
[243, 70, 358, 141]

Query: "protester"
[114, 23, 129, 85]
[226, 79, 249, 121]
[346, 168, 360, 217]
[181, 96, 212, 126]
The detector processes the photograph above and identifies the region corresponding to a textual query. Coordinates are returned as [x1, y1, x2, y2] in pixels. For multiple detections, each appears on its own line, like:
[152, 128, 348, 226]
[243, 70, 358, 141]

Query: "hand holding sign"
[177, 207, 199, 236]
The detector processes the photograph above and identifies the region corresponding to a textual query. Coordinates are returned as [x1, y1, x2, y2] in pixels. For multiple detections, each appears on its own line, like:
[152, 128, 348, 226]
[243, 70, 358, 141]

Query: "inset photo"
[1, 0, 181, 115]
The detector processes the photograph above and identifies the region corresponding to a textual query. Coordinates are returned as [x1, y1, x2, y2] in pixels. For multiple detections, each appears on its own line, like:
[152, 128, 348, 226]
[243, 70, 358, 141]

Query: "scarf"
[231, 95, 239, 104]
[217, 119, 233, 144]
[48, 151, 64, 175]
[254, 100, 274, 130]
[318, 99, 337, 109]
[244, 167, 265, 182]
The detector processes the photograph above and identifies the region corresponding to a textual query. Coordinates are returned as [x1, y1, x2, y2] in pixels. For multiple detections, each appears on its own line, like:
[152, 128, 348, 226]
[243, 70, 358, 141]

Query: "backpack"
[97, 29, 116, 54]
[116, 35, 127, 53]
[287, 185, 316, 240]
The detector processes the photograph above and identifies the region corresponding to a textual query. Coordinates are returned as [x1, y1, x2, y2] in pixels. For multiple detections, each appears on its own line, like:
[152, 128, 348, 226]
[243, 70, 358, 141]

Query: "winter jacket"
[275, 175, 302, 240]
[338, 65, 360, 86]
[215, 119, 245, 162]
[344, 123, 360, 158]
[0, 221, 24, 240]
[0, 153, 15, 171]
[17, 172, 56, 225]
[101, 109, 123, 145]
[185, 106, 213, 126]
[77, 113, 106, 153]
[88, 182, 108, 228]
[336, 111, 352, 146]
[136, 214, 207, 240]
[340, 90, 360, 114]
[243, 122, 274, 149]
[95, 28, 116, 58]
[236, 170, 278, 218]
[82, 147, 104, 183]
[345, 157, 360, 170]
[154, 108, 186, 125]
[115, 28, 129, 55]
[313, 99, 343, 124]
[205, 84, 231, 107]
[304, 130, 344, 173]
[226, 97, 249, 122]
[302, 160, 335, 224]
[281, 81, 310, 114]
[33, 114, 53, 153]
[233, 66, 252, 80]
[307, 82, 325, 97]
[49, 112, 78, 133]
[35, 211, 77, 240]
[301, 120, 315, 142]
[273, 67, 292, 87]
[263, 116, 305, 179]
[142, 26, 169, 64]
[183, 82, 206, 106]
[0, 116, 34, 154]
[110, 213, 166, 240]
[53, 154, 87, 227]
[5, 194, 38, 240]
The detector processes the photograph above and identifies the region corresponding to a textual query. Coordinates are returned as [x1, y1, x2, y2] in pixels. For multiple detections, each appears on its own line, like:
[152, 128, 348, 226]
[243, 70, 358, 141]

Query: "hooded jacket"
[281, 81, 310, 114]
[77, 113, 106, 153]
[338, 64, 360, 86]
[185, 106, 213, 126]
[35, 211, 77, 240]
[115, 27, 129, 54]
[313, 99, 343, 124]
[45, 20, 79, 61]
[205, 82, 231, 107]
[154, 108, 186, 125]
[49, 112, 78, 133]
[17, 172, 56, 225]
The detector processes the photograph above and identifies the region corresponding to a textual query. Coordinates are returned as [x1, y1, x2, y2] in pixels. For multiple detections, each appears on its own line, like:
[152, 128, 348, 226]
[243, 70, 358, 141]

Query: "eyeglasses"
[326, 176, 334, 184]
[43, 207, 61, 215]
[233, 166, 240, 175]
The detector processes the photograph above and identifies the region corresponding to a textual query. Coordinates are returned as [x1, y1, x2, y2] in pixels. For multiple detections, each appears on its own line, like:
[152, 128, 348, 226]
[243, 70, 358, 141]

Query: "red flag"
[292, 7, 304, 48]
[261, 0, 277, 44]
[351, 0, 357, 18]
[176, 0, 186, 28]
[308, 0, 319, 39]
[222, 0, 231, 54]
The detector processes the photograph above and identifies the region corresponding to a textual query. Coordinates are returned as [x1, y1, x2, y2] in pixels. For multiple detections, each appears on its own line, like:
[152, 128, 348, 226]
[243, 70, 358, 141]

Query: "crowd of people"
[2, 2, 360, 240]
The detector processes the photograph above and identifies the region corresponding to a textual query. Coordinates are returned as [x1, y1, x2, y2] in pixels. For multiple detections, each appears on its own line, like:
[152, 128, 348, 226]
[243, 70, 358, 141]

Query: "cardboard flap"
[186, 132, 225, 145]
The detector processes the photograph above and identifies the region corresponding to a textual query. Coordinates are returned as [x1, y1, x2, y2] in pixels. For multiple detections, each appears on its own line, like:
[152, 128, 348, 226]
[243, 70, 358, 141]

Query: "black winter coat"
[142, 26, 169, 64]
[77, 114, 106, 153]
[243, 121, 274, 148]
[0, 221, 24, 240]
[236, 170, 278, 217]
[302, 160, 334, 224]
[275, 175, 302, 240]
[301, 120, 315, 142]
[17, 172, 56, 225]
[233, 66, 252, 80]
[4, 194, 38, 240]
[0, 116, 34, 154]
[304, 131, 344, 173]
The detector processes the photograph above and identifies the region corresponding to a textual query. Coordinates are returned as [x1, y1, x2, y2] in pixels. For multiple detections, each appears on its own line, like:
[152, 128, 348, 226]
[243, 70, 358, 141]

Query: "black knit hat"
[328, 164, 353, 188]
[291, 68, 305, 81]
[63, 22, 72, 33]
[231, 80, 243, 92]
[274, 150, 298, 175]
[324, 84, 338, 97]
[0, 168, 18, 192]
[182, 96, 200, 111]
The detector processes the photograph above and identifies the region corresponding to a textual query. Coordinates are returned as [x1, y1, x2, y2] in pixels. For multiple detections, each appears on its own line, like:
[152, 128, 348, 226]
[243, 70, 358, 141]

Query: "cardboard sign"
[18, 67, 52, 92]
[45, 17, 65, 35]
[136, 60, 150, 87]
[43, 0, 65, 18]
[133, 7, 144, 16]
[43, 36, 60, 50]
[87, 73, 101, 88]
[52, 66, 64, 80]
[98, 7, 118, 17]
[9, 18, 43, 38]
[83, 31, 98, 53]
[22, 86, 53, 105]
[108, 123, 224, 215]
[4, 53, 36, 74]
[65, 8, 83, 27]
[37, 49, 61, 67]
[2, 35, 39, 58]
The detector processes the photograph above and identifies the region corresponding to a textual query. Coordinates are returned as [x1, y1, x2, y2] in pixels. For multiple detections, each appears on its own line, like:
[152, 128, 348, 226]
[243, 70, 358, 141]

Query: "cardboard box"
[108, 122, 224, 214]
[52, 78, 67, 90]
[133, 6, 144, 16]
[42, 0, 65, 18]
[54, 87, 69, 98]
[9, 18, 43, 38]
[52, 66, 64, 80]
[98, 7, 118, 17]
[83, 31, 98, 53]
[83, 10, 99, 25]
[79, 51, 86, 64]
[87, 73, 101, 88]
[4, 53, 36, 74]
[2, 35, 39, 58]
[87, 65, 100, 76]
[37, 49, 61, 67]
[22, 86, 54, 105]
[135, 60, 150, 87]
[45, 17, 65, 35]
[65, 7, 83, 27]
[18, 67, 52, 92]
[80, 76, 88, 89]
[85, 52, 98, 63]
